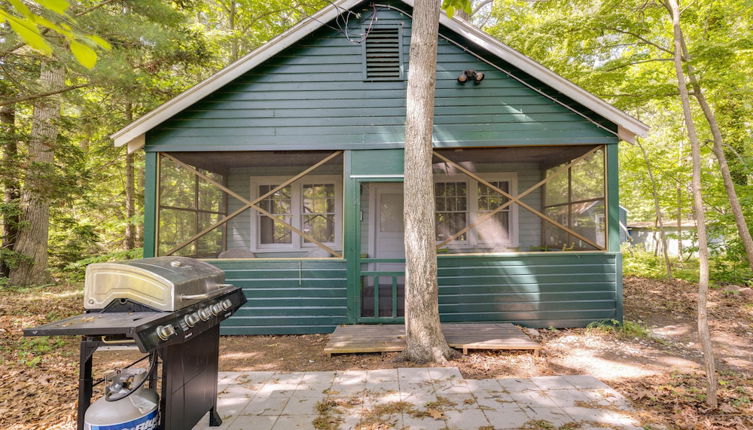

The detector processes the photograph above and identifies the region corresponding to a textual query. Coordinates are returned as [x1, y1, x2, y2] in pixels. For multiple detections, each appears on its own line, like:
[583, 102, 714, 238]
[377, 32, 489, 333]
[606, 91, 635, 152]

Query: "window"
[302, 184, 336, 243]
[434, 174, 518, 249]
[476, 181, 511, 243]
[251, 176, 342, 251]
[258, 185, 292, 244]
[435, 181, 468, 242]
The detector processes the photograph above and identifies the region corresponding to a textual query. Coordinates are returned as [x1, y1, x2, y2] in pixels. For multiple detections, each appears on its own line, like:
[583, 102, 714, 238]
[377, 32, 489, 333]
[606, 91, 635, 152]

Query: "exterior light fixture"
[457, 69, 485, 85]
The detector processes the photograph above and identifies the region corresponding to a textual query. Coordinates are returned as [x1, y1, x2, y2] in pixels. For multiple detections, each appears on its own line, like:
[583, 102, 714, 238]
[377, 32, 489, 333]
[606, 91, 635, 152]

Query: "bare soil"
[1, 277, 752, 429]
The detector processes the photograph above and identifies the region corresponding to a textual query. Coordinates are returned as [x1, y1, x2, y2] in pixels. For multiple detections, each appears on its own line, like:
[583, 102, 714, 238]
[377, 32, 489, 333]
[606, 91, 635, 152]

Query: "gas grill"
[24, 256, 247, 430]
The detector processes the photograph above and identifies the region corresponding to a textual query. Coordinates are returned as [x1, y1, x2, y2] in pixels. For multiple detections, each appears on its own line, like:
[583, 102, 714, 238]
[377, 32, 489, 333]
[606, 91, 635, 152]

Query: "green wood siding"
[213, 259, 349, 335]
[145, 3, 618, 153]
[437, 253, 619, 328]
[209, 253, 618, 335]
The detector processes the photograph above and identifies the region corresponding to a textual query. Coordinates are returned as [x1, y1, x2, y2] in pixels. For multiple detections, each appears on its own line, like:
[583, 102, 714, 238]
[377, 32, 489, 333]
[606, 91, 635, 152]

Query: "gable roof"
[112, 0, 648, 153]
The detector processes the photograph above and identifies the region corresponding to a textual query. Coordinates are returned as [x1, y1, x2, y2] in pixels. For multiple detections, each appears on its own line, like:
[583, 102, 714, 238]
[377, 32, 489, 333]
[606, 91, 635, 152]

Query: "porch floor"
[324, 323, 541, 356]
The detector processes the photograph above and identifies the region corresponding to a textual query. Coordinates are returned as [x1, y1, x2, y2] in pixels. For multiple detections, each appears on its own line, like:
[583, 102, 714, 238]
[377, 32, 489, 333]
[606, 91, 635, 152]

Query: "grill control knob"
[221, 299, 232, 310]
[184, 313, 199, 327]
[156, 324, 176, 341]
[211, 303, 223, 315]
[198, 307, 212, 321]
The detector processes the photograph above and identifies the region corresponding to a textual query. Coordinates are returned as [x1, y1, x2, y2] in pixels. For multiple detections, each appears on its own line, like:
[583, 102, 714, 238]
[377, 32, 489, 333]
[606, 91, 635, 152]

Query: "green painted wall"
[211, 253, 618, 335]
[213, 259, 349, 335]
[437, 253, 619, 328]
[145, 2, 618, 153]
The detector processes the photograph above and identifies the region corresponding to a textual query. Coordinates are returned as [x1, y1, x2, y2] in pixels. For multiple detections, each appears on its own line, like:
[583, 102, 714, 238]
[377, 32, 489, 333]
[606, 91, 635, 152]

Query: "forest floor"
[1, 277, 752, 430]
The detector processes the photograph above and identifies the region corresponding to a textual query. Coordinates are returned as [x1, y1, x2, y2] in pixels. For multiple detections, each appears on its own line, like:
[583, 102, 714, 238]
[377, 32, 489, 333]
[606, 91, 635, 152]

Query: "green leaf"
[86, 34, 111, 51]
[37, 0, 71, 16]
[70, 39, 97, 69]
[1, 12, 52, 55]
[445, 5, 455, 18]
[8, 0, 33, 19]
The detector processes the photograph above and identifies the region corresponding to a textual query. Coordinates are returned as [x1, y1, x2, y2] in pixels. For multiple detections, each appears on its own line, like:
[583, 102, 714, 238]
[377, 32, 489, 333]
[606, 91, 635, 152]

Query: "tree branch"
[0, 84, 88, 106]
[472, 0, 494, 15]
[0, 0, 119, 58]
[602, 57, 673, 71]
[604, 26, 673, 55]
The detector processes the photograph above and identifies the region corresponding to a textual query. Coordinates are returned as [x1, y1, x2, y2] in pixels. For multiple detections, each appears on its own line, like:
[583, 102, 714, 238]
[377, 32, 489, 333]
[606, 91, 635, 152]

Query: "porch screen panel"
[432, 145, 607, 253]
[158, 156, 226, 257]
[156, 150, 343, 259]
[543, 146, 606, 250]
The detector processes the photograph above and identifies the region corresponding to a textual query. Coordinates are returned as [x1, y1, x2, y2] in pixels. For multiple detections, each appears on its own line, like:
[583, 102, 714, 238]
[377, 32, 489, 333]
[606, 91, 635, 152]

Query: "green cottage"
[112, 0, 648, 335]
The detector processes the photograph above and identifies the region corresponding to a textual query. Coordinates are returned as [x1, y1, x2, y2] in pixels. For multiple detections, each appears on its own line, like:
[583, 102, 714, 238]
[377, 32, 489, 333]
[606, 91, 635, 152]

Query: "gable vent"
[364, 27, 403, 81]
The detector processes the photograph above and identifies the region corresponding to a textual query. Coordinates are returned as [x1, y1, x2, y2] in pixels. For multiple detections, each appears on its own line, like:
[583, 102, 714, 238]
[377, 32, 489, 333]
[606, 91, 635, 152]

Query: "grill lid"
[84, 257, 229, 312]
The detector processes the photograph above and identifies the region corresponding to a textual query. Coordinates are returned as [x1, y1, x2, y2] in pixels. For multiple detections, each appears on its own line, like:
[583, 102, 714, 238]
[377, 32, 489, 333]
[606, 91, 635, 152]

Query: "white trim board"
[112, 0, 648, 152]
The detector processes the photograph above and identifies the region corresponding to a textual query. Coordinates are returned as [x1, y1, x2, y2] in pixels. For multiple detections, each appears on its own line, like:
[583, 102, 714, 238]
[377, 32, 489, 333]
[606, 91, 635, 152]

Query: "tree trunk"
[8, 62, 64, 287]
[124, 102, 135, 250]
[677, 141, 684, 259]
[637, 141, 673, 279]
[402, 0, 456, 363]
[677, 36, 753, 271]
[1, 104, 19, 278]
[666, 0, 717, 408]
[136, 161, 144, 246]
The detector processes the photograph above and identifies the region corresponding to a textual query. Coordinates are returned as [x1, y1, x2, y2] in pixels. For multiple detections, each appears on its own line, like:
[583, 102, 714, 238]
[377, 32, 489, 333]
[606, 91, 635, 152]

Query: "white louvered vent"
[364, 27, 402, 81]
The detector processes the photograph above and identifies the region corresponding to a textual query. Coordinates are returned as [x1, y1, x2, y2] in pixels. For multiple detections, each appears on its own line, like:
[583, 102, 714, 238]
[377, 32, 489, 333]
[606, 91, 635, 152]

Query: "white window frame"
[249, 175, 343, 252]
[433, 173, 519, 249]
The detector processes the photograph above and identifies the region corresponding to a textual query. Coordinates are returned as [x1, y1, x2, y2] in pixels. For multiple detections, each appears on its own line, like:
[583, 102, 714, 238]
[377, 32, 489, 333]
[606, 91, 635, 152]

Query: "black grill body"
[23, 257, 247, 430]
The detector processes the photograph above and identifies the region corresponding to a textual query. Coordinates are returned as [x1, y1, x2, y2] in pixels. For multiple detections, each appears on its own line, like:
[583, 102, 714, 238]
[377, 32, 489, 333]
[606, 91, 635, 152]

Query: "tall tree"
[665, 0, 718, 408]
[0, 103, 19, 278]
[9, 61, 64, 286]
[677, 34, 753, 271]
[124, 102, 135, 250]
[636, 140, 673, 279]
[402, 0, 456, 363]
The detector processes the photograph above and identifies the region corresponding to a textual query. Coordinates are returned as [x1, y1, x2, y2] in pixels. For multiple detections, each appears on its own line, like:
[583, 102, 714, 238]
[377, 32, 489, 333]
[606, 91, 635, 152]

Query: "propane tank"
[84, 368, 159, 430]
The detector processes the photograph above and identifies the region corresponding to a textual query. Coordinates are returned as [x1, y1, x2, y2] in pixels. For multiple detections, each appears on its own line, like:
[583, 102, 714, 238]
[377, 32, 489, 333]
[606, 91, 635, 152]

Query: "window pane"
[259, 184, 292, 244]
[435, 182, 467, 242]
[304, 214, 335, 242]
[303, 184, 337, 243]
[379, 192, 404, 233]
[478, 181, 509, 211]
[477, 181, 510, 244]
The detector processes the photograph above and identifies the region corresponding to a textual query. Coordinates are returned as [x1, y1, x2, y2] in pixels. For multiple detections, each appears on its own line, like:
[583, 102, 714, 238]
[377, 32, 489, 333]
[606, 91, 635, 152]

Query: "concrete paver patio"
[195, 368, 640, 430]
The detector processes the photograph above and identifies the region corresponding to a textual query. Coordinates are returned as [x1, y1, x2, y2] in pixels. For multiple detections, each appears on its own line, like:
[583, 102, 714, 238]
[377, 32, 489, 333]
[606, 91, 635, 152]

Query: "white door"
[370, 183, 405, 266]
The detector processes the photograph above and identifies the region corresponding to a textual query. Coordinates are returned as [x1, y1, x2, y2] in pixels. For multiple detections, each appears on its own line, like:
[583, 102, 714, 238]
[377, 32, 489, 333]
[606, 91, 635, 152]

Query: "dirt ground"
[1, 277, 752, 429]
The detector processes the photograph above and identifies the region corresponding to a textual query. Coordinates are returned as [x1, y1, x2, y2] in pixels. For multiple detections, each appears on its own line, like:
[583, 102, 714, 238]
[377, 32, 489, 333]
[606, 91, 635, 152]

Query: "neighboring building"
[627, 220, 697, 257]
[111, 0, 648, 334]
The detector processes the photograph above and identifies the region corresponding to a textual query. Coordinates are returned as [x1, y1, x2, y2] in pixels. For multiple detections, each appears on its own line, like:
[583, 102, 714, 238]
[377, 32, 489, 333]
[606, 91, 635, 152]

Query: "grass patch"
[586, 319, 650, 339]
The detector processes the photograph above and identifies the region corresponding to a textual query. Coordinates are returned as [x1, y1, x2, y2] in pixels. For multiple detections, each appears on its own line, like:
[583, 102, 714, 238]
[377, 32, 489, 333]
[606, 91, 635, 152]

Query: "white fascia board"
[110, 0, 362, 150]
[403, 0, 649, 140]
